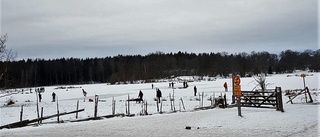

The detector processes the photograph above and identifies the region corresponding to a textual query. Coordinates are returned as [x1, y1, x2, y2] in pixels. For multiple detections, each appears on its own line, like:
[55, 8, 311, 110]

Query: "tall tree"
[2, 50, 319, 88]
[0, 34, 17, 88]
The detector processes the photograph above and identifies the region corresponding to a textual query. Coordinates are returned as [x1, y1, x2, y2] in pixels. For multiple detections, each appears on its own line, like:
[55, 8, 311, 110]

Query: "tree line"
[0, 49, 319, 88]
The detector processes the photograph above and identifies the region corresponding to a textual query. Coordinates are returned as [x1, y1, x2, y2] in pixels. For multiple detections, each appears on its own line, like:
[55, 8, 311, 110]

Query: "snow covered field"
[0, 72, 319, 136]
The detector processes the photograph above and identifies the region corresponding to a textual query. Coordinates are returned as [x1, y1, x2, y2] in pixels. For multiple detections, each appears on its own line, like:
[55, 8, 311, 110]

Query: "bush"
[6, 97, 15, 106]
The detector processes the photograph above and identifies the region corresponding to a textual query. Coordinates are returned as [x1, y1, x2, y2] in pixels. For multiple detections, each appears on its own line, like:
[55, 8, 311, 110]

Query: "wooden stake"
[145, 101, 148, 115]
[156, 98, 159, 112]
[198, 92, 201, 107]
[224, 94, 227, 108]
[94, 95, 99, 118]
[180, 98, 186, 111]
[36, 92, 40, 124]
[113, 99, 116, 115]
[202, 91, 204, 107]
[232, 74, 235, 104]
[306, 87, 313, 103]
[57, 96, 60, 123]
[20, 105, 23, 127]
[214, 93, 216, 105]
[127, 94, 130, 115]
[40, 107, 43, 124]
[160, 99, 163, 113]
[112, 97, 115, 115]
[141, 101, 144, 115]
[237, 97, 242, 117]
[169, 93, 173, 110]
[173, 90, 176, 112]
[76, 100, 79, 119]
[125, 101, 127, 114]
[179, 101, 181, 111]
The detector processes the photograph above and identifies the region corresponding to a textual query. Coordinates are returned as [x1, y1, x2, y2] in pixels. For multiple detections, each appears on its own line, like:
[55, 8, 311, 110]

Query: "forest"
[0, 49, 319, 88]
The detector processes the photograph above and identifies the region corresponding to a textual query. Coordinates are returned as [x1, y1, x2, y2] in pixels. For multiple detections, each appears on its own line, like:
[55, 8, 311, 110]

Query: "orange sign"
[234, 76, 241, 85]
[234, 85, 242, 97]
[234, 76, 241, 97]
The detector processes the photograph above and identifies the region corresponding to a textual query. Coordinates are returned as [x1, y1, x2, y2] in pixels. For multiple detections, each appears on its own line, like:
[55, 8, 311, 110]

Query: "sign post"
[234, 76, 242, 117]
[301, 74, 307, 102]
[301, 73, 306, 89]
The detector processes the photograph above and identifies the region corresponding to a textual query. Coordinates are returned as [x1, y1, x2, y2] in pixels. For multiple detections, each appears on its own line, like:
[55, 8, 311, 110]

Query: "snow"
[0, 72, 319, 136]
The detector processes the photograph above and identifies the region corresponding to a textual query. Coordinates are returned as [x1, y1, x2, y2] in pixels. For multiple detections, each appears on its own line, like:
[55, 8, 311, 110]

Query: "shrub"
[6, 97, 15, 106]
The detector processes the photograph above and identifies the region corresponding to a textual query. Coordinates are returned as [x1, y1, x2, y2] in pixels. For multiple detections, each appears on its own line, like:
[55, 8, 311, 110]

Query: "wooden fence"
[240, 87, 284, 112]
[286, 87, 313, 104]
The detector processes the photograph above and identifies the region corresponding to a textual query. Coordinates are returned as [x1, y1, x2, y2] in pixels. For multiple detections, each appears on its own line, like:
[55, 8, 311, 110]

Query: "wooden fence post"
[40, 107, 43, 124]
[276, 87, 279, 111]
[127, 94, 130, 115]
[179, 100, 182, 111]
[76, 100, 79, 119]
[277, 87, 284, 112]
[156, 98, 159, 112]
[141, 101, 144, 115]
[112, 97, 115, 115]
[202, 91, 204, 107]
[306, 87, 313, 103]
[145, 101, 148, 115]
[113, 99, 116, 115]
[20, 105, 23, 127]
[169, 93, 173, 110]
[160, 100, 163, 113]
[125, 101, 127, 114]
[180, 98, 186, 111]
[212, 92, 215, 107]
[57, 96, 59, 123]
[224, 94, 227, 108]
[36, 92, 40, 124]
[198, 92, 201, 107]
[94, 95, 99, 118]
[173, 90, 176, 112]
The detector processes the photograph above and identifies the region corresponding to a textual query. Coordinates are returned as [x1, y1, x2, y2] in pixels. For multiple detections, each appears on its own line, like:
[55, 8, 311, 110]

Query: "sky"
[1, 0, 319, 60]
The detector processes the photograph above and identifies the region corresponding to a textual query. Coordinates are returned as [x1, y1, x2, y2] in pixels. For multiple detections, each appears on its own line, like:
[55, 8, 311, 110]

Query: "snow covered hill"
[0, 72, 319, 136]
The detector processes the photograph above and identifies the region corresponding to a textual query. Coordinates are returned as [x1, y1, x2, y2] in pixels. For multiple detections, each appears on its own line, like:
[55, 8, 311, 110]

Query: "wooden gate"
[240, 87, 284, 112]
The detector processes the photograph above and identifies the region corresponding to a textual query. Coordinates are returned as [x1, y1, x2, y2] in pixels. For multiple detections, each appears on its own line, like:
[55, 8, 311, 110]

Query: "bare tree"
[253, 73, 268, 92]
[0, 34, 8, 61]
[0, 33, 17, 81]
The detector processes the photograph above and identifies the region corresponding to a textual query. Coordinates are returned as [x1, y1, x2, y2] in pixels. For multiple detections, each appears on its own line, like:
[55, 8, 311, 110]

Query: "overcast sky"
[1, 0, 318, 60]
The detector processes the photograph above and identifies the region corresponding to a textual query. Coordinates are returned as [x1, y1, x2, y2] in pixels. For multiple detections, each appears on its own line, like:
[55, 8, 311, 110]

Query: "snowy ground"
[0, 72, 319, 136]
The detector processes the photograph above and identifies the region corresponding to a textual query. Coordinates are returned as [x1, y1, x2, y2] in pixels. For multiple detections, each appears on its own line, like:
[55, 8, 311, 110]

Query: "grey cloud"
[2, 0, 318, 60]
